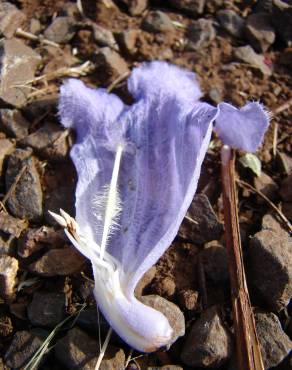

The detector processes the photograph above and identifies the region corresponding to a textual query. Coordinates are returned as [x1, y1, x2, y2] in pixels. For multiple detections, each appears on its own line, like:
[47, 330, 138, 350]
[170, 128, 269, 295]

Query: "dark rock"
[0, 2, 26, 38]
[45, 185, 75, 226]
[201, 244, 229, 284]
[217, 9, 245, 38]
[18, 122, 70, 161]
[43, 48, 79, 76]
[254, 172, 278, 203]
[140, 295, 185, 344]
[249, 227, 292, 311]
[0, 212, 27, 239]
[90, 23, 119, 51]
[255, 312, 292, 368]
[280, 174, 292, 201]
[245, 13, 275, 53]
[233, 45, 271, 76]
[18, 226, 64, 258]
[5, 149, 43, 221]
[121, 0, 148, 16]
[28, 291, 66, 327]
[95, 47, 129, 83]
[0, 109, 30, 138]
[55, 327, 125, 370]
[181, 307, 233, 367]
[149, 367, 183, 370]
[135, 266, 156, 297]
[0, 39, 41, 108]
[142, 11, 174, 33]
[186, 18, 216, 51]
[169, 0, 205, 15]
[261, 213, 289, 235]
[177, 289, 199, 311]
[255, 0, 273, 13]
[282, 202, 292, 222]
[0, 255, 18, 301]
[272, 0, 292, 44]
[277, 152, 292, 175]
[116, 30, 138, 56]
[44, 16, 76, 43]
[179, 194, 223, 244]
[4, 330, 45, 369]
[28, 245, 85, 277]
[76, 307, 109, 335]
[0, 139, 15, 176]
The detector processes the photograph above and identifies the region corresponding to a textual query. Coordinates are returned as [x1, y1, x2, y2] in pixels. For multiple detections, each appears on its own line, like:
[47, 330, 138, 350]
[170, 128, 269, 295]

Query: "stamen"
[99, 144, 123, 261]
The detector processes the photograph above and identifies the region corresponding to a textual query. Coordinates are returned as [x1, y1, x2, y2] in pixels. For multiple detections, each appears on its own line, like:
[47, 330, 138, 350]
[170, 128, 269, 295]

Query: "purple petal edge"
[214, 101, 270, 152]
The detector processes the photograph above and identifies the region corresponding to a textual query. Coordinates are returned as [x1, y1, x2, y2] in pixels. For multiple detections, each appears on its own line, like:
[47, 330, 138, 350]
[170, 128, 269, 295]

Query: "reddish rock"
[140, 295, 185, 344]
[0, 255, 18, 301]
[0, 139, 15, 176]
[0, 3, 26, 38]
[135, 266, 156, 297]
[0, 39, 41, 107]
[19, 122, 70, 161]
[0, 212, 27, 238]
[5, 331, 45, 369]
[28, 246, 85, 277]
[178, 289, 199, 311]
[0, 109, 30, 138]
[18, 226, 64, 258]
[55, 327, 125, 370]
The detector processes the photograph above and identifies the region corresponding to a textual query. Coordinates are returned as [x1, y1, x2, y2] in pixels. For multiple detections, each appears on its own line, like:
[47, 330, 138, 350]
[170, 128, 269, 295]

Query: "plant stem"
[221, 145, 264, 370]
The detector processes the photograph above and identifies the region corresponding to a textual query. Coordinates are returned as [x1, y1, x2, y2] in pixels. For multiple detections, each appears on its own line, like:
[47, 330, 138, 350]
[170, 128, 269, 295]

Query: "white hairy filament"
[99, 144, 123, 261]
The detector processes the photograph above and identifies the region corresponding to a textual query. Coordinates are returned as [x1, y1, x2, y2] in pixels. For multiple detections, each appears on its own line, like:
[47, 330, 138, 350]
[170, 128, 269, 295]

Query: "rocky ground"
[0, 0, 292, 369]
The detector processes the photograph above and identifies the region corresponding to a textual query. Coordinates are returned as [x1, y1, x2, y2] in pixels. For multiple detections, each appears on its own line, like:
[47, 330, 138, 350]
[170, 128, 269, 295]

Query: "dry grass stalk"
[15, 28, 60, 48]
[221, 145, 264, 370]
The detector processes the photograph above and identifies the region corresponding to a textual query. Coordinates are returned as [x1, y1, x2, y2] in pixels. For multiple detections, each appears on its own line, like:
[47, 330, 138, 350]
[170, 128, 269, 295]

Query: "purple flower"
[52, 61, 269, 352]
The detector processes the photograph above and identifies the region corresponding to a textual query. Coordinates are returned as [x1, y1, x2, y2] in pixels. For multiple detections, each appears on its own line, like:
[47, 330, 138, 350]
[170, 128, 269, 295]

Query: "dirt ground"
[0, 0, 292, 369]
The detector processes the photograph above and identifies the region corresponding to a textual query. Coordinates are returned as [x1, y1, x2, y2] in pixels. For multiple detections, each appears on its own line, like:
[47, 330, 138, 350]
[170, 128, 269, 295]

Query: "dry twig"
[107, 71, 131, 93]
[272, 97, 292, 116]
[1, 165, 27, 206]
[15, 28, 60, 48]
[221, 145, 264, 370]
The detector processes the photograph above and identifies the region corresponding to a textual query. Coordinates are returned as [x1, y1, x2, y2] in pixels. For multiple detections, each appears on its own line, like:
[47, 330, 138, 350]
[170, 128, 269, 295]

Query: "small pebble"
[181, 306, 233, 367]
[0, 255, 18, 301]
[28, 291, 66, 327]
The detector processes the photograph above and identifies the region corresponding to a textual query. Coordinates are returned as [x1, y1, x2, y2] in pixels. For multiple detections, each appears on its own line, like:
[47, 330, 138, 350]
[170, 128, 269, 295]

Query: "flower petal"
[128, 61, 202, 105]
[59, 79, 125, 256]
[114, 102, 216, 296]
[214, 101, 270, 152]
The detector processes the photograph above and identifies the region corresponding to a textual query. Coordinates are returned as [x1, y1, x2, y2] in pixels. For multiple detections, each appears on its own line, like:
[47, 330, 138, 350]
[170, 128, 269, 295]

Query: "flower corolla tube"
[51, 61, 269, 353]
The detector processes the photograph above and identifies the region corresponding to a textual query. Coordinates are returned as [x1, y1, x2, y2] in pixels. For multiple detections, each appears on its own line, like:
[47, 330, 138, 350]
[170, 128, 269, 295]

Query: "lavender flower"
[50, 61, 269, 352]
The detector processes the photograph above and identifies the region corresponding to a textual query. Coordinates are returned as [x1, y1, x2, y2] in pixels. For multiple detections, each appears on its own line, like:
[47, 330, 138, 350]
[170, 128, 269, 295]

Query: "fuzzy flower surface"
[56, 61, 269, 352]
